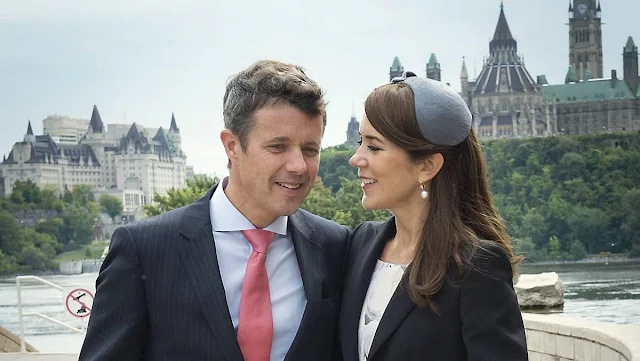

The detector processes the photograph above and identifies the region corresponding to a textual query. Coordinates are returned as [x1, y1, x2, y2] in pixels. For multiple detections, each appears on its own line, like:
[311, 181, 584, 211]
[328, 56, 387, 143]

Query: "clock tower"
[568, 0, 603, 81]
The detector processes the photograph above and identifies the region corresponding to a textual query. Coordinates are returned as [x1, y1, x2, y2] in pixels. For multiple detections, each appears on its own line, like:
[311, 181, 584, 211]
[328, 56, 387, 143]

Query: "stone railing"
[2, 313, 639, 360]
[523, 313, 640, 361]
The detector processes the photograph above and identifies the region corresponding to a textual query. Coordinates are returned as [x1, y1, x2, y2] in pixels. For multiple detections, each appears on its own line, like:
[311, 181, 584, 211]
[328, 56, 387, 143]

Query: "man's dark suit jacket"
[79, 184, 350, 361]
[339, 219, 528, 361]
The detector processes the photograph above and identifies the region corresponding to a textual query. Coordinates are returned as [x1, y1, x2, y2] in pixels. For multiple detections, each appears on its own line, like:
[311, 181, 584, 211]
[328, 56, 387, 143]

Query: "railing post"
[16, 277, 26, 352]
[14, 275, 86, 353]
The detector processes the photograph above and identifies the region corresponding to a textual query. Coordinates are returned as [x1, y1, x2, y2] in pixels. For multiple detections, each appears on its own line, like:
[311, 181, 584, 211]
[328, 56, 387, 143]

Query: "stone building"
[1, 105, 188, 219]
[568, 0, 604, 81]
[377, 1, 639, 141]
[462, 4, 551, 138]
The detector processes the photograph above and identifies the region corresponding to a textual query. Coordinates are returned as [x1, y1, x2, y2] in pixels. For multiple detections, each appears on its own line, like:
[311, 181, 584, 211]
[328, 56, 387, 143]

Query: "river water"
[0, 262, 639, 353]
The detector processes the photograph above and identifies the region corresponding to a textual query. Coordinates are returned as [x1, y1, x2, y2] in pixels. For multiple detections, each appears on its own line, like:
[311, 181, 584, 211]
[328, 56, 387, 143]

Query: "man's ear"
[220, 129, 240, 162]
[418, 153, 445, 184]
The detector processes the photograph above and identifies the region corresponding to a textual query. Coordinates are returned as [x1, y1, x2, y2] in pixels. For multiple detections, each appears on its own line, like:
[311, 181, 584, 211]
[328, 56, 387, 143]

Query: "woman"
[338, 72, 528, 361]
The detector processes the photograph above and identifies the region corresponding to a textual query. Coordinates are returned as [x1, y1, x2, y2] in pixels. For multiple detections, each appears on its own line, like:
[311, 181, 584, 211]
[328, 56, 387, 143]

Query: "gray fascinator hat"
[391, 71, 472, 146]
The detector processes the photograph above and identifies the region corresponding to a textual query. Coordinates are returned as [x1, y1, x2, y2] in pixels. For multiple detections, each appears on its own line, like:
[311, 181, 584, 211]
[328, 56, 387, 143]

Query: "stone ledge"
[0, 354, 78, 361]
[0, 325, 36, 353]
[523, 313, 640, 361]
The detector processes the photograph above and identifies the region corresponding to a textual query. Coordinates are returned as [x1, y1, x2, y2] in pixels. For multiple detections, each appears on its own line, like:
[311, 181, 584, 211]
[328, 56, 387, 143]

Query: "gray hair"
[223, 60, 327, 150]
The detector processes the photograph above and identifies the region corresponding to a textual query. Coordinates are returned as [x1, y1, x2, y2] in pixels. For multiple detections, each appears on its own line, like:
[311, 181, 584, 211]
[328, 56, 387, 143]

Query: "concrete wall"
[58, 260, 83, 275]
[58, 259, 104, 275]
[523, 313, 640, 361]
[2, 313, 639, 360]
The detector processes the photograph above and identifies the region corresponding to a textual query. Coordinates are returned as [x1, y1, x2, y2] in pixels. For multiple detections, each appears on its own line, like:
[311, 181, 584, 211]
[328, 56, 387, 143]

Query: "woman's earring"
[420, 183, 429, 200]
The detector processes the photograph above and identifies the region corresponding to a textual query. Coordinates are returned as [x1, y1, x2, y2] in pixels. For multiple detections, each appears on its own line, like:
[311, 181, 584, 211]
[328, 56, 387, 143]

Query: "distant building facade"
[43, 115, 90, 144]
[382, 1, 638, 140]
[1, 105, 188, 219]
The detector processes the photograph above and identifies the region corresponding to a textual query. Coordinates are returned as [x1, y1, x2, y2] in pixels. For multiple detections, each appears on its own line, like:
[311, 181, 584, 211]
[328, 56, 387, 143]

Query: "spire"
[493, 4, 514, 41]
[169, 112, 179, 132]
[389, 56, 404, 81]
[596, 0, 601, 11]
[490, 3, 517, 53]
[24, 120, 36, 142]
[390, 56, 403, 71]
[569, 1, 573, 12]
[625, 36, 636, 53]
[565, 66, 578, 83]
[427, 53, 439, 68]
[461, 57, 468, 79]
[89, 105, 104, 133]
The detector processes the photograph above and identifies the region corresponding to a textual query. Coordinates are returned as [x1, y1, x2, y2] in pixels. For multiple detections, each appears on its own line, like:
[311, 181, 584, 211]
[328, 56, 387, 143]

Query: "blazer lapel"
[367, 274, 416, 359]
[341, 219, 396, 361]
[283, 211, 322, 361]
[177, 184, 244, 361]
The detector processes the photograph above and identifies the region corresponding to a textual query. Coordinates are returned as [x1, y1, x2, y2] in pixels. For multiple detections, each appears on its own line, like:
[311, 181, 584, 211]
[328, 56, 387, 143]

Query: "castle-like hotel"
[1, 106, 189, 218]
[346, 0, 639, 145]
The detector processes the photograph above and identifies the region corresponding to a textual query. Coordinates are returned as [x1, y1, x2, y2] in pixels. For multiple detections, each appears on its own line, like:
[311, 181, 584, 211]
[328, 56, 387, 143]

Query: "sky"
[1, 0, 638, 177]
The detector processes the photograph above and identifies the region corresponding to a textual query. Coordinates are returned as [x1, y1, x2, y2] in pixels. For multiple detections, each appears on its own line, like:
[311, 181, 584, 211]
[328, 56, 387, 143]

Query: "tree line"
[145, 132, 640, 261]
[0, 181, 123, 275]
[2, 132, 638, 275]
[313, 133, 640, 261]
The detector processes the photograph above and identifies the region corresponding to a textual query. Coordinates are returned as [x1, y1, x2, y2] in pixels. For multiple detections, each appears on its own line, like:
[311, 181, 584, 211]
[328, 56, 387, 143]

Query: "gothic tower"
[389, 56, 404, 81]
[568, 0, 603, 81]
[24, 120, 35, 143]
[623, 36, 638, 96]
[168, 112, 182, 152]
[426, 53, 441, 81]
[460, 57, 469, 96]
[346, 112, 359, 148]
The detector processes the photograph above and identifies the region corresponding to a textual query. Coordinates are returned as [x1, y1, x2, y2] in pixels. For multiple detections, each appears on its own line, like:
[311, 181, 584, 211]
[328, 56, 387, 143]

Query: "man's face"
[222, 102, 324, 227]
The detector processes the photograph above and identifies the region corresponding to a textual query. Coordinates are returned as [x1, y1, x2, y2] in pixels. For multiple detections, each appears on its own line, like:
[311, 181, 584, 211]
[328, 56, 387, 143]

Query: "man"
[79, 60, 349, 361]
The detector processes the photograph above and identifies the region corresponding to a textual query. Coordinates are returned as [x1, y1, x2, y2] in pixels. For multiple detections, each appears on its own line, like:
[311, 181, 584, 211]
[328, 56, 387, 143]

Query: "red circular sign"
[65, 288, 94, 318]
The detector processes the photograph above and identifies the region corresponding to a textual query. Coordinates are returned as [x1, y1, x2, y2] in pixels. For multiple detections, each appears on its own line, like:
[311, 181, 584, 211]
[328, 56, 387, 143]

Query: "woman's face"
[349, 114, 425, 212]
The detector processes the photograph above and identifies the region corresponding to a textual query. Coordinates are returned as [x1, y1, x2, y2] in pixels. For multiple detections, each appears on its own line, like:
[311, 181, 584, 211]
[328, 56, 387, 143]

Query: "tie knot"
[241, 229, 275, 254]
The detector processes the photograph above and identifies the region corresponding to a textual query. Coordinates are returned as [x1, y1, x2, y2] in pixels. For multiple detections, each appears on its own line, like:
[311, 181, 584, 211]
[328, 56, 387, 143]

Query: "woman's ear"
[418, 153, 444, 184]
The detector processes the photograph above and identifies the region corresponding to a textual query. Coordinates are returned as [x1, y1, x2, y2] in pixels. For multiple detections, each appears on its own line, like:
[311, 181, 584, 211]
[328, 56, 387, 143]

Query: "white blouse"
[358, 260, 408, 361]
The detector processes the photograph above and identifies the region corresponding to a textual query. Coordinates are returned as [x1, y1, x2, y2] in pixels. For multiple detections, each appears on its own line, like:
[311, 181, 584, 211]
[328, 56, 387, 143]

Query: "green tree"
[62, 204, 98, 250]
[99, 195, 123, 224]
[143, 175, 219, 217]
[67, 185, 95, 207]
[569, 240, 588, 260]
[301, 179, 338, 220]
[621, 188, 640, 257]
[548, 236, 561, 259]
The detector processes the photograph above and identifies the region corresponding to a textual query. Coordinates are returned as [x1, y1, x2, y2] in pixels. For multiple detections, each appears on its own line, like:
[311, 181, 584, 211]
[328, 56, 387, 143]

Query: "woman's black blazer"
[338, 218, 528, 361]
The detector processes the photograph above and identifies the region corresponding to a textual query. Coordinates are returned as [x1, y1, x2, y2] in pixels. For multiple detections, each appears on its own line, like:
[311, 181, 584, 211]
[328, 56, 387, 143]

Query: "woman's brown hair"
[364, 82, 521, 311]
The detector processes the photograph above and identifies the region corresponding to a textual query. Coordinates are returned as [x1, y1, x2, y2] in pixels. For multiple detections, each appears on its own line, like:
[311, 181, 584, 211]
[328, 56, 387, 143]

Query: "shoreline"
[521, 256, 640, 267]
[2, 256, 639, 281]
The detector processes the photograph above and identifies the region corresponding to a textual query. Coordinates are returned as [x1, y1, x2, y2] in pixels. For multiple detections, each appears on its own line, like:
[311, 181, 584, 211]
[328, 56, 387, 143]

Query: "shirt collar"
[210, 177, 288, 235]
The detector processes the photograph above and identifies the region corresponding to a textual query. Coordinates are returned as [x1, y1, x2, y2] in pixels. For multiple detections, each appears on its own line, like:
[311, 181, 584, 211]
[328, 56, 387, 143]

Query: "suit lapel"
[367, 274, 416, 359]
[341, 219, 396, 361]
[177, 184, 244, 361]
[283, 211, 322, 361]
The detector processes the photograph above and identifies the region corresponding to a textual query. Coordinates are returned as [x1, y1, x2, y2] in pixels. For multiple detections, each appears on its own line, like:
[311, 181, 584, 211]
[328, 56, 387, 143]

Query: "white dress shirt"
[209, 179, 307, 361]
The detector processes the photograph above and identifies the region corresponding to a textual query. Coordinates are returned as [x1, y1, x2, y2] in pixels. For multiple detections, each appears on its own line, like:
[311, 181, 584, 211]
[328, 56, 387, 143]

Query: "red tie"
[238, 229, 275, 361]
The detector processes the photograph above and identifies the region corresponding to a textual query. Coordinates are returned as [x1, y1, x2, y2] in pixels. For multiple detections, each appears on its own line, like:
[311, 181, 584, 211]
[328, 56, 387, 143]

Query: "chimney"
[611, 69, 617, 88]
